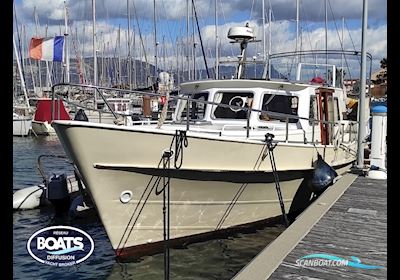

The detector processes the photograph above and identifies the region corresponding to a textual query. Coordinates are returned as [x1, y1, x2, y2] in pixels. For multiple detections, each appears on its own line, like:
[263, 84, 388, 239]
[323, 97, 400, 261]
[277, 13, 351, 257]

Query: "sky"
[13, 0, 387, 77]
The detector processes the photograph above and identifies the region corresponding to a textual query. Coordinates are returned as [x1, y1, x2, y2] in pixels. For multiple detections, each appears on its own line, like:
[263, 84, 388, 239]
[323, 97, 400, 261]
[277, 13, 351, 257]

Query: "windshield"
[173, 92, 209, 122]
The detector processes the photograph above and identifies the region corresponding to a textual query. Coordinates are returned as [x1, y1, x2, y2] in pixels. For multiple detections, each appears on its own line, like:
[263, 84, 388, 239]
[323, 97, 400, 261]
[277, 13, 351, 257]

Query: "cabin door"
[316, 88, 335, 145]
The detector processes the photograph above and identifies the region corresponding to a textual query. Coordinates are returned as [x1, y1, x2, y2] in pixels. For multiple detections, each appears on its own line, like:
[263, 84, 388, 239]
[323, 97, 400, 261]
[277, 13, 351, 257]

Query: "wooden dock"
[233, 173, 387, 279]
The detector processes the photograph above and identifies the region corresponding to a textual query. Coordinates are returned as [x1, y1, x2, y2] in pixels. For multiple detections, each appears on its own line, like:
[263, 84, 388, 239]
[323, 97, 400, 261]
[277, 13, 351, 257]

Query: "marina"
[233, 173, 387, 279]
[13, 0, 386, 279]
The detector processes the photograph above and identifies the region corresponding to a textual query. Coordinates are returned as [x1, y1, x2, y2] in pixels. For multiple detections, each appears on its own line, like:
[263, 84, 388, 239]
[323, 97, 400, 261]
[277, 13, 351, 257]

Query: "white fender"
[13, 186, 44, 210]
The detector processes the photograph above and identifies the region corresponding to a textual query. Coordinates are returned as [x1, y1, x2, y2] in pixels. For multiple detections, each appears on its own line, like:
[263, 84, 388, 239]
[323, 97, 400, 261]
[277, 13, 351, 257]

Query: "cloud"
[14, 0, 386, 78]
[17, 0, 386, 24]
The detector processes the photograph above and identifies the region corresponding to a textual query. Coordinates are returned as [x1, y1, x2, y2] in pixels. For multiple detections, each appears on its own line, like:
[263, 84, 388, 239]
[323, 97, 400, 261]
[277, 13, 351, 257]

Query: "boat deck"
[232, 173, 387, 279]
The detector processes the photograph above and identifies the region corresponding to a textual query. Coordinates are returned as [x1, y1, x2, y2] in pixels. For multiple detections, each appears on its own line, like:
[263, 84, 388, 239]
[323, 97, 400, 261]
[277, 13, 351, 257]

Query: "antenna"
[227, 24, 260, 79]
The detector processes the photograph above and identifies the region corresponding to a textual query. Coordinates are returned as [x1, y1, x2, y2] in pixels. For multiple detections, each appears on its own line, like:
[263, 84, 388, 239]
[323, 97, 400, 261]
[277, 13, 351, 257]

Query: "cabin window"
[334, 98, 340, 121]
[259, 94, 298, 123]
[212, 92, 254, 119]
[309, 96, 318, 125]
[326, 95, 336, 122]
[173, 92, 209, 121]
[190, 92, 209, 120]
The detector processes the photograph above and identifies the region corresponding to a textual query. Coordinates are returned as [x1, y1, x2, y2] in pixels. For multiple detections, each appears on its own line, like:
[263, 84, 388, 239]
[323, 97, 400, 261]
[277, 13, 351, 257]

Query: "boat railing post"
[341, 123, 345, 143]
[349, 123, 353, 142]
[311, 120, 315, 144]
[51, 86, 55, 122]
[246, 108, 250, 138]
[95, 87, 118, 120]
[57, 98, 61, 120]
[285, 117, 289, 142]
[186, 96, 190, 131]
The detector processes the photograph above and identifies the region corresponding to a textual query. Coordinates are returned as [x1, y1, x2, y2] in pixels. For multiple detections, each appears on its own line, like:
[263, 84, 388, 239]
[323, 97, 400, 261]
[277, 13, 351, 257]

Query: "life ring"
[228, 96, 246, 112]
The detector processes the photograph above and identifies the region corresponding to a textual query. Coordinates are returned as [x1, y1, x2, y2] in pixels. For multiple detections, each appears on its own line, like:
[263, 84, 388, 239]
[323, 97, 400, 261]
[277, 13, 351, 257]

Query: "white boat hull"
[32, 120, 56, 135]
[13, 118, 32, 136]
[53, 121, 356, 258]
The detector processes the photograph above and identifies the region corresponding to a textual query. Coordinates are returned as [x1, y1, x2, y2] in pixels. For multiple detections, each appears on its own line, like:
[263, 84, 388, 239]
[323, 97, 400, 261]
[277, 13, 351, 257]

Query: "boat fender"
[74, 109, 89, 121]
[13, 186, 44, 210]
[310, 154, 338, 194]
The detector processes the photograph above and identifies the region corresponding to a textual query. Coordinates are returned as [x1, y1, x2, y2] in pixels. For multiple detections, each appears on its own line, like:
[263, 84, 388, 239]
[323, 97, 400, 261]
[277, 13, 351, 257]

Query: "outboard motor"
[74, 109, 89, 121]
[310, 154, 338, 196]
[46, 173, 71, 218]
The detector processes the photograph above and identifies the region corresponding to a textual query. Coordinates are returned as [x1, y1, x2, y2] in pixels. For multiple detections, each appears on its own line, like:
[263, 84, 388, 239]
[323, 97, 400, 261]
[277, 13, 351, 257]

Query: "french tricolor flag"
[29, 36, 64, 62]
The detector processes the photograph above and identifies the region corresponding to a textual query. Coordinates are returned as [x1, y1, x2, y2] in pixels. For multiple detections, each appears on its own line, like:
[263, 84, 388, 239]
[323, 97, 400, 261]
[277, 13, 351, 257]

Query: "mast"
[118, 25, 122, 86]
[44, 24, 52, 88]
[357, 0, 368, 167]
[92, 0, 97, 86]
[34, 7, 42, 90]
[133, 25, 137, 88]
[177, 39, 180, 85]
[325, 0, 328, 77]
[262, 0, 266, 60]
[127, 0, 132, 90]
[215, 0, 219, 79]
[186, 0, 190, 81]
[64, 0, 70, 83]
[13, 34, 30, 109]
[265, 7, 272, 79]
[341, 16, 344, 84]
[153, 0, 158, 81]
[192, 3, 195, 79]
[25, 24, 36, 90]
[296, 0, 299, 63]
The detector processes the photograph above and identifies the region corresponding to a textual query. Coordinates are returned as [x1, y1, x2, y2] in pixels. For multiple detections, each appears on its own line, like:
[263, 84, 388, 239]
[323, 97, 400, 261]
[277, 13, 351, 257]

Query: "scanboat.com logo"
[27, 226, 94, 267]
[296, 253, 384, 269]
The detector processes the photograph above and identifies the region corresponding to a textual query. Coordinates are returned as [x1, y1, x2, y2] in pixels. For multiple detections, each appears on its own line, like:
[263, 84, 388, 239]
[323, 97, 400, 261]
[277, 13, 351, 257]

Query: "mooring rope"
[173, 130, 188, 169]
[116, 158, 163, 253]
[215, 183, 249, 231]
[116, 130, 189, 269]
[215, 142, 270, 230]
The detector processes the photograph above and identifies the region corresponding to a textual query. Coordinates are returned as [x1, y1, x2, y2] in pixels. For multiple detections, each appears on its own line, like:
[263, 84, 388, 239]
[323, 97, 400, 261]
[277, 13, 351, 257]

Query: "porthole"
[120, 190, 133, 204]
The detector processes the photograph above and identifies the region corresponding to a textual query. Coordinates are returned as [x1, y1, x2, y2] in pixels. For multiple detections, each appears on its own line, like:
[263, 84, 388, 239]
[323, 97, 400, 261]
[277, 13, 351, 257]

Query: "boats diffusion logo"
[27, 226, 94, 267]
[296, 253, 384, 269]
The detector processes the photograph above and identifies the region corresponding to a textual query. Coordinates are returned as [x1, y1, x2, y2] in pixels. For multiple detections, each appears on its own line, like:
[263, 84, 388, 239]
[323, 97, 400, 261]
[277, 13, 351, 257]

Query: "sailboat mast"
[153, 0, 158, 81]
[186, 0, 190, 81]
[325, 0, 328, 77]
[267, 7, 272, 79]
[118, 25, 122, 86]
[296, 0, 299, 63]
[356, 0, 368, 167]
[34, 7, 43, 90]
[127, 0, 132, 90]
[13, 34, 30, 109]
[262, 0, 265, 61]
[25, 24, 36, 90]
[341, 16, 344, 83]
[215, 0, 219, 79]
[64, 1, 70, 83]
[92, 0, 97, 86]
